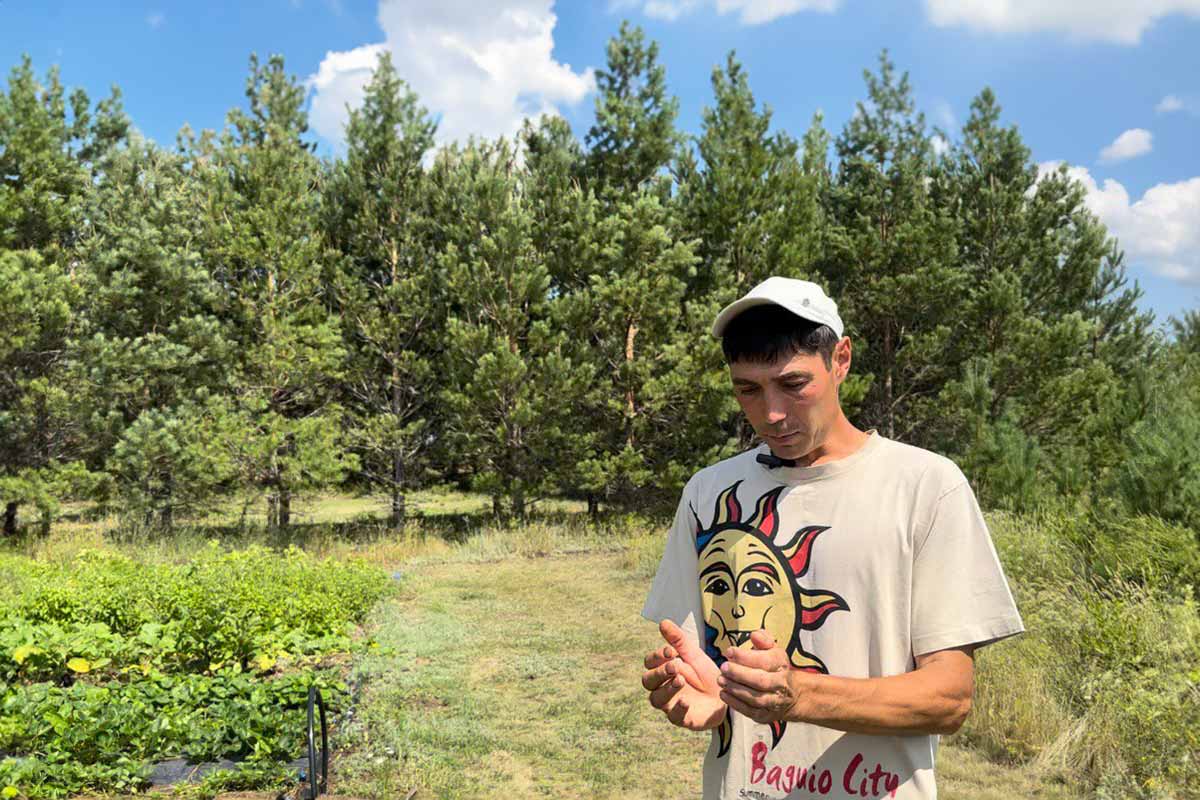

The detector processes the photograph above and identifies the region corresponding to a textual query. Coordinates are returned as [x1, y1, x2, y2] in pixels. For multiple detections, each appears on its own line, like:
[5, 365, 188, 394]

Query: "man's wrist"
[785, 668, 819, 724]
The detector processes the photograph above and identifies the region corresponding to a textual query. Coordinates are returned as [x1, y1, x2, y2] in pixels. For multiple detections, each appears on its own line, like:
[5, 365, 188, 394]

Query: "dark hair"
[720, 304, 840, 368]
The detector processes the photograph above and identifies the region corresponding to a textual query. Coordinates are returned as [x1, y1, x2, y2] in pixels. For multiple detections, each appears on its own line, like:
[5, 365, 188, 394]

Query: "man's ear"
[833, 337, 852, 384]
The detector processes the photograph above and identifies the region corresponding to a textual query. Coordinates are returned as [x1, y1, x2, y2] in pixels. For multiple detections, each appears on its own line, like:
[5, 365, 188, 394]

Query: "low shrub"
[0, 543, 390, 799]
[958, 510, 1200, 798]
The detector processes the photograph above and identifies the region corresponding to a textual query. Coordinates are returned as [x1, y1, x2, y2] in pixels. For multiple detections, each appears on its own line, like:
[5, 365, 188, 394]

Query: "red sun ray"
[725, 490, 742, 523]
[800, 594, 849, 629]
[769, 720, 786, 749]
[751, 486, 782, 538]
[782, 525, 830, 577]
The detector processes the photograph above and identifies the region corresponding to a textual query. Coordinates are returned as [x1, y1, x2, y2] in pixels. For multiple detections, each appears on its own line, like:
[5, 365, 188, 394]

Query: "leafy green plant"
[0, 544, 388, 799]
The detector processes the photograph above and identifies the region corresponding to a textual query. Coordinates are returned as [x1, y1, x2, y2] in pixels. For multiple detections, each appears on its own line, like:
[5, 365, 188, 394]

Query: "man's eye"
[743, 578, 772, 596]
[783, 382, 808, 391]
[705, 578, 730, 596]
[737, 387, 759, 396]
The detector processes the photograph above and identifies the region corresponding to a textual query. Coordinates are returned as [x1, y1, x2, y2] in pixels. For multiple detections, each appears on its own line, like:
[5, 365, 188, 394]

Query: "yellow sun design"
[693, 481, 848, 755]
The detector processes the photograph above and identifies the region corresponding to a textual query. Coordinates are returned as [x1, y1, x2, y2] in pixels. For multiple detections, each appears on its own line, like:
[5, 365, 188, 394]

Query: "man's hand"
[717, 630, 978, 735]
[641, 619, 727, 731]
[716, 630, 808, 725]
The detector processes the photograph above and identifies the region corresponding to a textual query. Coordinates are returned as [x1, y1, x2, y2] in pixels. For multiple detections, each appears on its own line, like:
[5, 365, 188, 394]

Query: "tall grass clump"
[957, 508, 1200, 798]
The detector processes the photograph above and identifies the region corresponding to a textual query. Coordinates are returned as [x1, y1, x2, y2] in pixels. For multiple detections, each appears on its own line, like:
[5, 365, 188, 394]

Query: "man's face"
[728, 339, 849, 460]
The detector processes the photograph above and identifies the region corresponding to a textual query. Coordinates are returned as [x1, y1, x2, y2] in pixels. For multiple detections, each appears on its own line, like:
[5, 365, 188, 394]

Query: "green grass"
[9, 491, 1195, 799]
[332, 550, 1082, 800]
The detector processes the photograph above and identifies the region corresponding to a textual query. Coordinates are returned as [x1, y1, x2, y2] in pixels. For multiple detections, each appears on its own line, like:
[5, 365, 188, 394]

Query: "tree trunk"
[279, 488, 291, 527]
[160, 475, 175, 531]
[267, 493, 279, 529]
[492, 494, 503, 517]
[391, 374, 406, 529]
[512, 486, 526, 520]
[587, 495, 599, 519]
[3, 502, 17, 537]
[625, 320, 639, 448]
[391, 450, 406, 528]
[883, 326, 895, 439]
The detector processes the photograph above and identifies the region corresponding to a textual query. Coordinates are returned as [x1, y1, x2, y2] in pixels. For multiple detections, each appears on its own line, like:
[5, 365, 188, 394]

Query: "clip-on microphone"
[756, 451, 799, 469]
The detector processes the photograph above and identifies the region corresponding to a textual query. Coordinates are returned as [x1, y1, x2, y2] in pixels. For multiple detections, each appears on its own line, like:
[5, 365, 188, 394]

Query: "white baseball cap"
[711, 277, 844, 339]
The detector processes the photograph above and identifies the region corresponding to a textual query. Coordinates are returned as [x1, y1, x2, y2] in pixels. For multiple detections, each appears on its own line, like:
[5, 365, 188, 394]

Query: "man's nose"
[764, 391, 788, 424]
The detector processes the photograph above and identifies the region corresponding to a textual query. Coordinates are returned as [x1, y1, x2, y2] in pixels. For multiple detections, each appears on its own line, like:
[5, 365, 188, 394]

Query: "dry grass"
[7, 493, 1142, 799]
[331, 550, 1083, 800]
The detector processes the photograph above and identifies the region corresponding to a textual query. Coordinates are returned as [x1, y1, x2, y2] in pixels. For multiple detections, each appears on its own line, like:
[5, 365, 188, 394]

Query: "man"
[640, 277, 1024, 800]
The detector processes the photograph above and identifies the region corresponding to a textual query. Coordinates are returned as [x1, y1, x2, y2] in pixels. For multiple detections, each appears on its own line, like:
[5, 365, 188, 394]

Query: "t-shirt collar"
[755, 429, 884, 483]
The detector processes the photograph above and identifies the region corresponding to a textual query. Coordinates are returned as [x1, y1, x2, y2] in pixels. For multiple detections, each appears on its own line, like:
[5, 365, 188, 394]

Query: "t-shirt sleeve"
[641, 480, 704, 638]
[910, 478, 1025, 657]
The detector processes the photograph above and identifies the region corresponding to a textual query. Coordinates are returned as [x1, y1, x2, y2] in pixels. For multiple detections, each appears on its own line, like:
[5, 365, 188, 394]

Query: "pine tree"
[932, 88, 1156, 497]
[824, 51, 962, 441]
[584, 21, 681, 199]
[0, 57, 127, 534]
[677, 52, 823, 300]
[522, 114, 601, 294]
[70, 138, 236, 527]
[432, 139, 580, 517]
[1171, 310, 1200, 354]
[326, 51, 438, 527]
[556, 190, 697, 510]
[0, 57, 128, 256]
[197, 55, 353, 528]
[0, 250, 89, 535]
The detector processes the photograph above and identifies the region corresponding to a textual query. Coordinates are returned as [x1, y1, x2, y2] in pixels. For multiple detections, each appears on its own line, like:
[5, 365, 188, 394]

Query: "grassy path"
[333, 551, 1074, 800]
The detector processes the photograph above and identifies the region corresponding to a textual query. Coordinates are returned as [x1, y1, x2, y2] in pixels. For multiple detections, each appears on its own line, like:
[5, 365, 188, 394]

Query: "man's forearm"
[785, 660, 972, 736]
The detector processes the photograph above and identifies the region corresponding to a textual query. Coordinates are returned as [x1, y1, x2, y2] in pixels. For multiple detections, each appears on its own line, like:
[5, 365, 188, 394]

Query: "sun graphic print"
[692, 480, 849, 757]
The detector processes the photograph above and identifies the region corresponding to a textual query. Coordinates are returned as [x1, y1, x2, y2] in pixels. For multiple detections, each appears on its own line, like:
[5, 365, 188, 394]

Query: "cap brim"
[711, 297, 785, 337]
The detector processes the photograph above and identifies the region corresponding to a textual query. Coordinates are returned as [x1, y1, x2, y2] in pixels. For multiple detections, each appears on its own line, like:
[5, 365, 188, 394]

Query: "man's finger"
[661, 619, 713, 666]
[641, 659, 679, 691]
[750, 629, 776, 650]
[662, 619, 724, 685]
[724, 644, 786, 671]
[659, 619, 693, 654]
[671, 654, 708, 689]
[719, 676, 776, 708]
[665, 689, 691, 726]
[718, 659, 779, 691]
[643, 645, 676, 670]
[649, 674, 685, 709]
[720, 690, 772, 724]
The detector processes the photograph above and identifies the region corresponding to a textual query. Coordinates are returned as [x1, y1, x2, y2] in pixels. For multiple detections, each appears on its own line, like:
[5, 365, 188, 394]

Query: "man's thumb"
[750, 629, 776, 650]
[660, 619, 692, 652]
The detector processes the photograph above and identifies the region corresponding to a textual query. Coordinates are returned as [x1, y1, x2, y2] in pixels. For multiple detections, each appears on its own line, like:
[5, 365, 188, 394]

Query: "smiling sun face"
[700, 529, 804, 658]
[693, 481, 849, 755]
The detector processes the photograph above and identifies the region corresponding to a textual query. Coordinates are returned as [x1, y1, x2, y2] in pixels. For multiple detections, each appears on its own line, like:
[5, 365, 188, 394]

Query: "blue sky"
[4, 0, 1199, 324]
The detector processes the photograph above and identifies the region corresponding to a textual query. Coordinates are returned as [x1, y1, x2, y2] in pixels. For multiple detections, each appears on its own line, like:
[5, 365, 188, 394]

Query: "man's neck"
[789, 416, 872, 468]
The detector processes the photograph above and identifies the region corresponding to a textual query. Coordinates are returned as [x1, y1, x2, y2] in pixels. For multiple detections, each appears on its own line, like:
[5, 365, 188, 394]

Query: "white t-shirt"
[642, 431, 1024, 800]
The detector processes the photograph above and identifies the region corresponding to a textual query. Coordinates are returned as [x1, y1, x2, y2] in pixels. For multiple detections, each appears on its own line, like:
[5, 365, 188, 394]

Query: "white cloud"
[931, 134, 950, 156]
[933, 99, 957, 131]
[307, 0, 595, 149]
[1157, 94, 1184, 113]
[1098, 128, 1153, 163]
[1039, 162, 1200, 283]
[924, 0, 1200, 45]
[613, 0, 839, 25]
[608, 0, 702, 21]
[146, 11, 165, 28]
